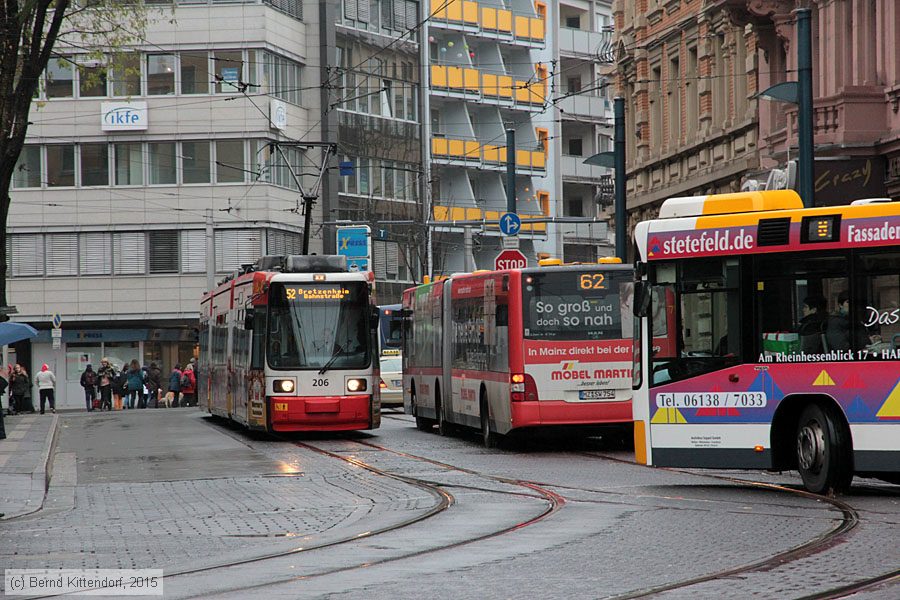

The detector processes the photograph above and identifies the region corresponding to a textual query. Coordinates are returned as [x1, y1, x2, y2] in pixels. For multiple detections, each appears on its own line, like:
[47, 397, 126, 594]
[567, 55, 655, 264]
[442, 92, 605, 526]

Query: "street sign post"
[499, 212, 521, 236]
[494, 249, 527, 270]
[336, 225, 371, 273]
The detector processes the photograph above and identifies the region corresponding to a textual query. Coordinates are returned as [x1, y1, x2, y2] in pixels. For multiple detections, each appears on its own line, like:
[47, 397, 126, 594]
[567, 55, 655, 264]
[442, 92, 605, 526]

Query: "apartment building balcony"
[431, 136, 546, 173]
[559, 28, 610, 59]
[560, 154, 609, 182]
[429, 0, 545, 48]
[431, 204, 547, 233]
[429, 64, 546, 111]
[557, 94, 611, 122]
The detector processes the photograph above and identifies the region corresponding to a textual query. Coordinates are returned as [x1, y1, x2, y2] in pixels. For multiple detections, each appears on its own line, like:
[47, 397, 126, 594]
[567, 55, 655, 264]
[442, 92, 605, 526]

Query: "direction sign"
[494, 249, 527, 271]
[499, 212, 521, 236]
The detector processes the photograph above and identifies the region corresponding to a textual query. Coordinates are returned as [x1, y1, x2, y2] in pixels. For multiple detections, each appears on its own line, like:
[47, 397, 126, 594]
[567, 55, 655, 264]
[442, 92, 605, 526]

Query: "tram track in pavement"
[572, 448, 900, 600]
[386, 412, 899, 598]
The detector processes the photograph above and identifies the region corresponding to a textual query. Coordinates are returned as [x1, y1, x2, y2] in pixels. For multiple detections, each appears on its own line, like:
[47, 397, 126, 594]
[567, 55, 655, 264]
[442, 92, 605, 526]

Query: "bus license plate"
[579, 389, 615, 400]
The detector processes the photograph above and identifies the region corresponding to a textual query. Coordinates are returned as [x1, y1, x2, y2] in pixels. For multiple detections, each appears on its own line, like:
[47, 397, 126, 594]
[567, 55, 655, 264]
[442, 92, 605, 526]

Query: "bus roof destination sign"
[495, 249, 527, 270]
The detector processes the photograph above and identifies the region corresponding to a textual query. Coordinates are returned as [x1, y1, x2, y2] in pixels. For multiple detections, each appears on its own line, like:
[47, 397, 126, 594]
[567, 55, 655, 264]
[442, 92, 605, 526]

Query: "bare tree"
[0, 0, 153, 318]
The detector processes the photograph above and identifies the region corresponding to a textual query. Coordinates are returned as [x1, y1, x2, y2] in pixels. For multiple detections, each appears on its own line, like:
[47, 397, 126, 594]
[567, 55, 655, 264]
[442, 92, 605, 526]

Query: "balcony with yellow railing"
[431, 205, 548, 233]
[429, 64, 547, 110]
[431, 136, 546, 173]
[429, 0, 545, 47]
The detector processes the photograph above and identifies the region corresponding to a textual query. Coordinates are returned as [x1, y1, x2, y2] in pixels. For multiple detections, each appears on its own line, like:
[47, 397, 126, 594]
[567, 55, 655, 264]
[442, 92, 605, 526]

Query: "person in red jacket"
[180, 364, 197, 407]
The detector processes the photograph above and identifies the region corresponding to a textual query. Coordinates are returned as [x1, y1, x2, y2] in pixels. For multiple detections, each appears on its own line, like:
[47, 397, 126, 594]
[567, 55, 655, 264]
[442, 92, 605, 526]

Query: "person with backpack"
[146, 362, 162, 408]
[168, 364, 183, 408]
[125, 360, 144, 410]
[80, 364, 98, 411]
[97, 358, 116, 411]
[180, 364, 197, 407]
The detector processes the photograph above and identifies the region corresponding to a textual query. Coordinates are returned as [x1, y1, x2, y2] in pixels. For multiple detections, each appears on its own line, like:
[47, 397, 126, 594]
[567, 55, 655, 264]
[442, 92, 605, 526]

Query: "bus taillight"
[511, 374, 539, 402]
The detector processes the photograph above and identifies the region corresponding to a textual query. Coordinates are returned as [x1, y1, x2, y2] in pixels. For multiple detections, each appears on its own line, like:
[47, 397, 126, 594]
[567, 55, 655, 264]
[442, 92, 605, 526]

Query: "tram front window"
[267, 282, 370, 370]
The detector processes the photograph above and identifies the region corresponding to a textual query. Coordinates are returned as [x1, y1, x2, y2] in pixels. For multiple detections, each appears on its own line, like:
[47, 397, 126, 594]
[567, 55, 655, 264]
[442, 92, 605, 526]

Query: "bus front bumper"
[270, 395, 374, 431]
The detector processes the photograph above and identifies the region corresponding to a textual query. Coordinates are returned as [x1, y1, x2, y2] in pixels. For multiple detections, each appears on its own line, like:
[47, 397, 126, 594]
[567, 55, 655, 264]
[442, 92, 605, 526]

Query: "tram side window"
[250, 311, 265, 369]
[858, 251, 900, 359]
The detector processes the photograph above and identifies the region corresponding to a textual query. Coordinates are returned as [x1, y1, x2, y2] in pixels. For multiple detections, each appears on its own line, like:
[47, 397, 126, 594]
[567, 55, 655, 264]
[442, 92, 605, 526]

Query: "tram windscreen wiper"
[318, 342, 349, 375]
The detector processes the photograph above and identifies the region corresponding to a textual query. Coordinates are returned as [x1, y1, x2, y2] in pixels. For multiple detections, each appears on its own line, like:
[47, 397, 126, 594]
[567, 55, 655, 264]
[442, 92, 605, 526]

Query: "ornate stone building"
[613, 0, 900, 227]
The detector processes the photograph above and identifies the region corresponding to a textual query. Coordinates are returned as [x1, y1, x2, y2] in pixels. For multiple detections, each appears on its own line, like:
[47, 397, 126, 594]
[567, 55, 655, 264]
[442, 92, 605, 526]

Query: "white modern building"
[423, 0, 615, 272]
[8, 0, 318, 407]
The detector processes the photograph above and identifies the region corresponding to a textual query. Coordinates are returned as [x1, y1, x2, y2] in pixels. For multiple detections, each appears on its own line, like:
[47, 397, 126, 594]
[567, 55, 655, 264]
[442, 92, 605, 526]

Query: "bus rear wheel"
[796, 403, 853, 495]
[480, 393, 496, 448]
[412, 389, 433, 432]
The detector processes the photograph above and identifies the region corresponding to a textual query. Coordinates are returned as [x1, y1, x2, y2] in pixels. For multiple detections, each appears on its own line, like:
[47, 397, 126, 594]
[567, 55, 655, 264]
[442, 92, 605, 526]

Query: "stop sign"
[494, 249, 527, 270]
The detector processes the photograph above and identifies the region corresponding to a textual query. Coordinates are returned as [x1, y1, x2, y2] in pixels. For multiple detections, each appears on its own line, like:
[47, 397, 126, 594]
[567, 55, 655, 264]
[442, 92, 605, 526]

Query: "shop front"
[29, 327, 197, 410]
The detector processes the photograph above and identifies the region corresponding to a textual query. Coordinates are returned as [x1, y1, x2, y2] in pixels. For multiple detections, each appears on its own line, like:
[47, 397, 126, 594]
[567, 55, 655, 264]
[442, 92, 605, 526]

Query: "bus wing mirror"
[634, 281, 651, 317]
[399, 307, 413, 320]
[370, 306, 380, 330]
[244, 308, 255, 330]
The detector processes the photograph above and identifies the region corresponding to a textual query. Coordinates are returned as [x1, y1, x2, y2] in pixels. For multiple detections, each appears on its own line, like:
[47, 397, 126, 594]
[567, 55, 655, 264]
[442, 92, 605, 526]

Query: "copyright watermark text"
[5, 570, 163, 596]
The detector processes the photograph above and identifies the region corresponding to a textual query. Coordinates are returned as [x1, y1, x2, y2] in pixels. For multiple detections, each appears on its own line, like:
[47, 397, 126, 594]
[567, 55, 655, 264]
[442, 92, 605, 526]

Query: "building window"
[667, 54, 681, 145]
[46, 145, 75, 187]
[80, 143, 109, 186]
[147, 54, 176, 95]
[261, 52, 302, 105]
[10, 235, 45, 277]
[46, 58, 74, 98]
[567, 77, 582, 93]
[111, 53, 141, 97]
[566, 16, 581, 29]
[213, 50, 244, 93]
[12, 146, 41, 188]
[650, 64, 662, 148]
[79, 232, 112, 275]
[78, 62, 107, 97]
[215, 229, 261, 272]
[182, 141, 210, 183]
[215, 140, 245, 183]
[566, 197, 584, 217]
[568, 138, 583, 156]
[180, 230, 207, 273]
[149, 230, 179, 273]
[686, 46, 699, 138]
[180, 51, 209, 95]
[45, 234, 79, 277]
[115, 143, 144, 185]
[113, 232, 146, 275]
[149, 142, 176, 185]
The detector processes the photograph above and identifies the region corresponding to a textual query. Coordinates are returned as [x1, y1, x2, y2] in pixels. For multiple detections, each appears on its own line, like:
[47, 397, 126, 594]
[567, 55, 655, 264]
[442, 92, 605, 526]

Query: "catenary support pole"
[463, 226, 476, 272]
[205, 208, 215, 293]
[614, 97, 627, 259]
[797, 8, 814, 208]
[506, 128, 516, 214]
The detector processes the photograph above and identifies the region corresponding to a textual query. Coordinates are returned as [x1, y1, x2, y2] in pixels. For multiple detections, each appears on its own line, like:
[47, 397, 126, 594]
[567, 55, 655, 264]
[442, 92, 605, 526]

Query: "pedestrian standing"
[113, 367, 127, 410]
[126, 360, 144, 409]
[80, 364, 98, 411]
[97, 358, 116, 411]
[10, 364, 32, 414]
[0, 374, 8, 440]
[35, 364, 56, 415]
[168, 364, 183, 408]
[180, 364, 197, 407]
[147, 362, 162, 408]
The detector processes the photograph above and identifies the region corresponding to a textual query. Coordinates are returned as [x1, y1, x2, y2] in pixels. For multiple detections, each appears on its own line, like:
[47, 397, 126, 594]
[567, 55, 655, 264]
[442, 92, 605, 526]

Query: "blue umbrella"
[0, 322, 38, 346]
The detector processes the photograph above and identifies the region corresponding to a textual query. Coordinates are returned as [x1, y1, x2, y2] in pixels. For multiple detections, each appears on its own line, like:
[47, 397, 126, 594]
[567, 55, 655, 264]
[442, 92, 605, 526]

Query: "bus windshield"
[267, 282, 370, 370]
[522, 270, 632, 341]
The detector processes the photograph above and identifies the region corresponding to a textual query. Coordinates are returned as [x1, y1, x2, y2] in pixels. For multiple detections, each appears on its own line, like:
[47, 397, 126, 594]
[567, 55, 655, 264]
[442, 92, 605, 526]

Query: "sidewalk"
[0, 413, 58, 519]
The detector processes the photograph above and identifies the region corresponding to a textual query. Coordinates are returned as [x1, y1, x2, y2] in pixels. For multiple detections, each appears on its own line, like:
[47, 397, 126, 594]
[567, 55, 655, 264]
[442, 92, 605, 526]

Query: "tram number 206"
[312, 378, 329, 387]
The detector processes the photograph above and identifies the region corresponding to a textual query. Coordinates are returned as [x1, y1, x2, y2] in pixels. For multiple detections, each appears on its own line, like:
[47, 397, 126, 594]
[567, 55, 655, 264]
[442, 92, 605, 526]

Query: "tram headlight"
[346, 378, 368, 392]
[275, 379, 295, 393]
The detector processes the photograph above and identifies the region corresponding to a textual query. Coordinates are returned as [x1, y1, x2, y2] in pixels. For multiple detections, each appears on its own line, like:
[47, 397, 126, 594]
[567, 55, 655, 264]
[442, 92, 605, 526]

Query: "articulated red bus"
[402, 264, 634, 446]
[199, 255, 381, 433]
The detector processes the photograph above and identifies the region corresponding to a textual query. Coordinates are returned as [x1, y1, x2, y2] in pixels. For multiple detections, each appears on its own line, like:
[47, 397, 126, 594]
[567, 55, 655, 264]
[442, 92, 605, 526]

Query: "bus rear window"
[522, 270, 632, 341]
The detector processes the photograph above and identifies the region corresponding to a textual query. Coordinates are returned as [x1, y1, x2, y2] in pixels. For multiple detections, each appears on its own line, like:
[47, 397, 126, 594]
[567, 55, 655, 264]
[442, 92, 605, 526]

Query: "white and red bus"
[631, 190, 900, 494]
[402, 263, 634, 446]
[199, 255, 380, 433]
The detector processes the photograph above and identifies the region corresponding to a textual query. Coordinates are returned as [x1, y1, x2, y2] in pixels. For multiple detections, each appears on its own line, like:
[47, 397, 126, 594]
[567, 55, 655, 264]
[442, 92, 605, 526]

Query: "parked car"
[379, 354, 403, 407]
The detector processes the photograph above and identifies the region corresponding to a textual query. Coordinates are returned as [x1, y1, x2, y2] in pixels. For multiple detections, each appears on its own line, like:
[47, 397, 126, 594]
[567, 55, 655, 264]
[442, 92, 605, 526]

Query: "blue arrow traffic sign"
[499, 212, 521, 236]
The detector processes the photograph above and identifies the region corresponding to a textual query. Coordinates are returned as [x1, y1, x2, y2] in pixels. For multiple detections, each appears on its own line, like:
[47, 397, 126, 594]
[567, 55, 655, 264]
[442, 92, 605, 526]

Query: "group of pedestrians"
[0, 363, 58, 441]
[80, 359, 197, 411]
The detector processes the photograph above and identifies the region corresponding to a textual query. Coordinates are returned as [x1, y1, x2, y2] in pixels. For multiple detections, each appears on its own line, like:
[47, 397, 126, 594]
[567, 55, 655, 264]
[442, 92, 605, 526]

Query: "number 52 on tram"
[199, 255, 381, 433]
